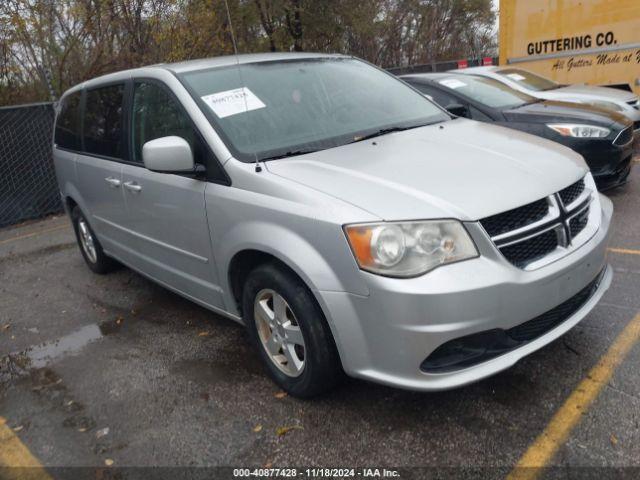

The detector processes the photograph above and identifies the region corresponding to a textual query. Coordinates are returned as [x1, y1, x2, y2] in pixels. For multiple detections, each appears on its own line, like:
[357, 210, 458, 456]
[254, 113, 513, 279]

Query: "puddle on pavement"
[1, 318, 127, 375]
[26, 324, 104, 368]
[0, 322, 115, 383]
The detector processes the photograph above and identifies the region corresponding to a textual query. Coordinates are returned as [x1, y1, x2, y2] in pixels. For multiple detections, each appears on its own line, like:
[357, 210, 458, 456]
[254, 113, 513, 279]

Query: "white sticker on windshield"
[439, 78, 467, 89]
[201, 87, 266, 118]
[506, 73, 526, 81]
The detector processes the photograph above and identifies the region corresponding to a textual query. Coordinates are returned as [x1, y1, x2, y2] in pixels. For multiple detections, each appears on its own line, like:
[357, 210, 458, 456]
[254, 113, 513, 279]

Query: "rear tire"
[242, 262, 343, 398]
[71, 206, 118, 274]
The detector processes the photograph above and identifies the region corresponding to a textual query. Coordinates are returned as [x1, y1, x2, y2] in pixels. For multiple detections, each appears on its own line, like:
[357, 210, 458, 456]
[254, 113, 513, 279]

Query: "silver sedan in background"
[455, 66, 640, 130]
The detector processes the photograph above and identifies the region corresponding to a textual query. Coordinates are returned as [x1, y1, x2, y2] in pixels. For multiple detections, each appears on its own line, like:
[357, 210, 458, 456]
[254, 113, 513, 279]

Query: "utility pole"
[41, 67, 56, 101]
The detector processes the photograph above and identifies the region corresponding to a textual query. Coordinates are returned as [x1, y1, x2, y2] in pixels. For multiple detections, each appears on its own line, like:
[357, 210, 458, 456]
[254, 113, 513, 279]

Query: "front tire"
[71, 206, 118, 274]
[242, 263, 343, 398]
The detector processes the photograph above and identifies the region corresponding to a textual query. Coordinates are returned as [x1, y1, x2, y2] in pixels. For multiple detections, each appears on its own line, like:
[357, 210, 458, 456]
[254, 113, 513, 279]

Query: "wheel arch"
[227, 248, 327, 318]
[61, 182, 91, 220]
[218, 222, 367, 318]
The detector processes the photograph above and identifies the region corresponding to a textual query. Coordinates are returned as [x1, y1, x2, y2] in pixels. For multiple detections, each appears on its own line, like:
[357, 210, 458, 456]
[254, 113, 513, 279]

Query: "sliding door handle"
[123, 181, 142, 193]
[104, 177, 121, 188]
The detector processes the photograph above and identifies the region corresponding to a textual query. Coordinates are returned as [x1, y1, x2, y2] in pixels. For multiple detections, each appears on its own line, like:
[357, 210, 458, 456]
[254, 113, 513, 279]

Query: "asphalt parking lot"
[1, 154, 640, 479]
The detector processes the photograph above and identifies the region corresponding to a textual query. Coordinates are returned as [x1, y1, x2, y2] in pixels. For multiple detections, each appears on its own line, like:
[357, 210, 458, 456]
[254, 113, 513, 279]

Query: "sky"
[492, 0, 500, 35]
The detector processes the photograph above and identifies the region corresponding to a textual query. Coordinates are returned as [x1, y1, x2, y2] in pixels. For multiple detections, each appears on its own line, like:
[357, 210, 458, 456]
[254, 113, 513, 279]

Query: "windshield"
[496, 68, 560, 92]
[436, 75, 537, 109]
[179, 57, 449, 162]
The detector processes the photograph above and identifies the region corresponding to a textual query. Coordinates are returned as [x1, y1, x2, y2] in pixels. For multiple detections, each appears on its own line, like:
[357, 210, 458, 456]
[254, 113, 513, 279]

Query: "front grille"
[570, 207, 589, 237]
[480, 175, 594, 269]
[559, 179, 585, 206]
[613, 126, 633, 146]
[634, 120, 640, 131]
[500, 229, 558, 268]
[421, 268, 605, 373]
[507, 269, 603, 342]
[480, 198, 549, 237]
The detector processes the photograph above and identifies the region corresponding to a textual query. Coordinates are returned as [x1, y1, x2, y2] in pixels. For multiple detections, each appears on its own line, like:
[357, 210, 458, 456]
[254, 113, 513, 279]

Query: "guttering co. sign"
[499, 0, 640, 93]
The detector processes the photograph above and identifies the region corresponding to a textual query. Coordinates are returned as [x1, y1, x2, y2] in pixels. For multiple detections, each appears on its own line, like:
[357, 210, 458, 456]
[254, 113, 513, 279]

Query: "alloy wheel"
[254, 289, 306, 377]
[78, 217, 97, 264]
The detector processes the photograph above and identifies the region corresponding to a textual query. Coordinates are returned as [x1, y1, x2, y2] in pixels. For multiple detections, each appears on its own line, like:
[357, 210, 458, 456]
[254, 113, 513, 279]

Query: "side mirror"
[445, 103, 469, 118]
[142, 136, 194, 173]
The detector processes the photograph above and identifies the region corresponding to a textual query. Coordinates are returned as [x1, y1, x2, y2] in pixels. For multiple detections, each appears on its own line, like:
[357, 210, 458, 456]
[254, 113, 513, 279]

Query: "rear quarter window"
[54, 92, 81, 150]
[83, 84, 125, 159]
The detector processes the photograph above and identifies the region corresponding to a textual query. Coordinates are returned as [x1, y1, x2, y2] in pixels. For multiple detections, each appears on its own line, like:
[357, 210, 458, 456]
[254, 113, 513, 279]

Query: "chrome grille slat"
[480, 198, 549, 237]
[499, 228, 560, 268]
[480, 177, 593, 269]
[490, 200, 559, 244]
[495, 220, 561, 248]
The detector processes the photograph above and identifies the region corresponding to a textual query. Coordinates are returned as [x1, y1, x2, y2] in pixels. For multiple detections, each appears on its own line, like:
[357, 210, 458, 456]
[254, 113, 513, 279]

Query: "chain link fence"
[0, 102, 62, 229]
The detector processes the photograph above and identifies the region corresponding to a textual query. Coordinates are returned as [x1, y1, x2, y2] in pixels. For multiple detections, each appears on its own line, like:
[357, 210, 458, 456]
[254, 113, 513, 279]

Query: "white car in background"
[455, 66, 640, 131]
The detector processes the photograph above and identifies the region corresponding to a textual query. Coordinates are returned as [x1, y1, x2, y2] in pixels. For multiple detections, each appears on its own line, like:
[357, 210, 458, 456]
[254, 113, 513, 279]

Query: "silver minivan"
[53, 53, 613, 397]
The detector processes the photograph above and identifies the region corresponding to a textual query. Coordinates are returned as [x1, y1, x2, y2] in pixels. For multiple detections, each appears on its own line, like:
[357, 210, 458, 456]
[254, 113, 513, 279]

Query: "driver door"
[119, 80, 224, 309]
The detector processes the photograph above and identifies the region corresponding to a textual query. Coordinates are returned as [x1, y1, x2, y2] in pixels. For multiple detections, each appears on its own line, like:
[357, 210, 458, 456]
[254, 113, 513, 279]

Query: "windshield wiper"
[349, 123, 434, 144]
[260, 149, 323, 161]
[259, 122, 436, 160]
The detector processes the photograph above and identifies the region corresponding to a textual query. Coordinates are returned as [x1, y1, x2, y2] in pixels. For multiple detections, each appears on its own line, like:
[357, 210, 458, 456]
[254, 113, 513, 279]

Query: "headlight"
[588, 100, 624, 112]
[547, 124, 611, 138]
[344, 220, 478, 277]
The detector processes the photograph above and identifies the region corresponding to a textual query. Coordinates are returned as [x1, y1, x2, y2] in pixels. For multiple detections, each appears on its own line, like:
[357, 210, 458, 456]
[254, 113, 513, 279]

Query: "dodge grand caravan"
[53, 53, 613, 397]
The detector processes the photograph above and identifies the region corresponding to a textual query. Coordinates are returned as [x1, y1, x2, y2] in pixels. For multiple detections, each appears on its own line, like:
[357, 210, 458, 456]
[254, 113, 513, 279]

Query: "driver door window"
[132, 81, 205, 165]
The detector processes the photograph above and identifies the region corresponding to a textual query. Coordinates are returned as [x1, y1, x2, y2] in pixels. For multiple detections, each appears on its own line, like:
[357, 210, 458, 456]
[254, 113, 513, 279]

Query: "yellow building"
[499, 0, 640, 95]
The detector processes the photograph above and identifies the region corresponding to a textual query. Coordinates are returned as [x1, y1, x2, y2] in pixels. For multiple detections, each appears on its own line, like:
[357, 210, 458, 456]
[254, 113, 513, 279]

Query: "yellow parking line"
[0, 224, 69, 247]
[608, 247, 640, 256]
[507, 312, 640, 480]
[0, 417, 52, 479]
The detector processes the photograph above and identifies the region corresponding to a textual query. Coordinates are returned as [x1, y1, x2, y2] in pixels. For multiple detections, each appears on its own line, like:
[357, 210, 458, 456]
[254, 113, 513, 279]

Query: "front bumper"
[568, 137, 633, 191]
[318, 195, 613, 391]
[594, 157, 632, 191]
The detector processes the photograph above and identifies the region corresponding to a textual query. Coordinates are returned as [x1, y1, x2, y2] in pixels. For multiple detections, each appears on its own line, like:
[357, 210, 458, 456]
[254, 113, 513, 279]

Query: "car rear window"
[83, 84, 125, 159]
[497, 68, 560, 92]
[54, 92, 81, 150]
[436, 75, 534, 109]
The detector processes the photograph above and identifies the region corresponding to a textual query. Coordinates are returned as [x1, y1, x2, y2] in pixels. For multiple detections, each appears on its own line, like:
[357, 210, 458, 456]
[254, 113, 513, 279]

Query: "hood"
[503, 100, 630, 127]
[551, 84, 637, 103]
[266, 119, 588, 221]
